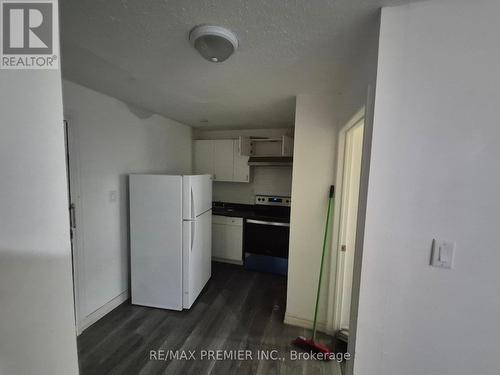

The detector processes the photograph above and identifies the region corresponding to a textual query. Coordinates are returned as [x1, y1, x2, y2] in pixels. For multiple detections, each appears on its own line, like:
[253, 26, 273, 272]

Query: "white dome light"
[189, 25, 238, 63]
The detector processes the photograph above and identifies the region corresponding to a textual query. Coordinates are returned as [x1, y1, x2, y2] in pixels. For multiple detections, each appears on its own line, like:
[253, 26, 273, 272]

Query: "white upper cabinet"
[213, 140, 234, 181]
[233, 139, 250, 182]
[193, 138, 250, 183]
[193, 135, 293, 182]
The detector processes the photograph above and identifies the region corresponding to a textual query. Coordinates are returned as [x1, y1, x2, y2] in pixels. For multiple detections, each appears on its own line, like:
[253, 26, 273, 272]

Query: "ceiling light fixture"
[189, 25, 238, 63]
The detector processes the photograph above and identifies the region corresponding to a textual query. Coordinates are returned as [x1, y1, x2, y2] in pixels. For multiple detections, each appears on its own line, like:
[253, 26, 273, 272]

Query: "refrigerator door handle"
[191, 187, 195, 219]
[191, 221, 195, 252]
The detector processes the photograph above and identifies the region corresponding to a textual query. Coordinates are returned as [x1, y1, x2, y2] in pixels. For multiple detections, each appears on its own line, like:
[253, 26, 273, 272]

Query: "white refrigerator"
[129, 174, 212, 310]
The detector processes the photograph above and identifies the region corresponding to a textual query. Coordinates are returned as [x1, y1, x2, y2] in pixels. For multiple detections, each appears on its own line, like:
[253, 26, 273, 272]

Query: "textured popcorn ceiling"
[60, 0, 414, 129]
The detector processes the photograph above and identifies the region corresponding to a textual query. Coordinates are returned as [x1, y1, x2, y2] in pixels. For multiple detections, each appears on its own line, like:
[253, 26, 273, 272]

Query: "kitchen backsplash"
[213, 166, 293, 204]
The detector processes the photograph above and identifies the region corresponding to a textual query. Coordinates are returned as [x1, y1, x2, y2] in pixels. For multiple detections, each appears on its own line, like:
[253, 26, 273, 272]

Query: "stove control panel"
[255, 195, 291, 207]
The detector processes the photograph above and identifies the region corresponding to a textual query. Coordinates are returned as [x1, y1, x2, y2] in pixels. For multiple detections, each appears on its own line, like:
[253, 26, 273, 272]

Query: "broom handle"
[312, 185, 334, 341]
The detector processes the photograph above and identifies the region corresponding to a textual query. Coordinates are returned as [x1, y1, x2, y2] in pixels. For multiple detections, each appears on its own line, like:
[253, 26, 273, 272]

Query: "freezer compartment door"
[183, 175, 212, 220]
[182, 210, 212, 309]
[129, 174, 183, 310]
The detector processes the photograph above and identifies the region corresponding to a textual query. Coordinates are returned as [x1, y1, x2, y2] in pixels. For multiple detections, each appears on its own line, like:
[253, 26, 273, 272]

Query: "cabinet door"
[225, 222, 243, 263]
[212, 216, 243, 264]
[213, 140, 234, 181]
[193, 140, 214, 176]
[233, 139, 250, 183]
[212, 222, 226, 259]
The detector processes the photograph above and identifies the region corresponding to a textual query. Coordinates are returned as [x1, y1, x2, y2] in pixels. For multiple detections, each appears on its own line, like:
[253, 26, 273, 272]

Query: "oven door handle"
[246, 219, 290, 227]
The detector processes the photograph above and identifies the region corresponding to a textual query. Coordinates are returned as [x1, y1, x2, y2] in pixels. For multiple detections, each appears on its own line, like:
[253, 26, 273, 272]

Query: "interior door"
[213, 139, 234, 181]
[63, 120, 91, 334]
[338, 120, 364, 330]
[64, 120, 81, 331]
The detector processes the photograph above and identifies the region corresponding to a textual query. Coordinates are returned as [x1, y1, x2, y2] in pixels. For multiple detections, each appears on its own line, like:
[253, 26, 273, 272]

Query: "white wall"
[354, 1, 500, 374]
[285, 95, 338, 330]
[0, 4, 79, 373]
[62, 80, 192, 330]
[285, 15, 379, 331]
[195, 128, 294, 204]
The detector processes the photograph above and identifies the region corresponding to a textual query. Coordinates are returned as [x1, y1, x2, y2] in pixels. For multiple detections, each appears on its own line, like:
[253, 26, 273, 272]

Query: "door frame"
[64, 119, 85, 335]
[326, 107, 365, 333]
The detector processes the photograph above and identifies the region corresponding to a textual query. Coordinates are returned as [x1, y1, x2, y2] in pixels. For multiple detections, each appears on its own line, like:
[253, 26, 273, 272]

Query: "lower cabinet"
[212, 215, 243, 264]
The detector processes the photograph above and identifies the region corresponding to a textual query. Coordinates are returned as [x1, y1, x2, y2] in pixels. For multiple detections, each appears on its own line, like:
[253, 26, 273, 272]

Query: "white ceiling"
[60, 0, 414, 129]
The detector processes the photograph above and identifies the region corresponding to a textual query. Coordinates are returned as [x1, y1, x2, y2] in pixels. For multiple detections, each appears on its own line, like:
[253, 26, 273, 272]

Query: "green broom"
[292, 185, 334, 357]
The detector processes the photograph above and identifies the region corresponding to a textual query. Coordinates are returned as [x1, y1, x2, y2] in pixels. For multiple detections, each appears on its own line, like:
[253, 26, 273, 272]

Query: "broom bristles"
[291, 336, 332, 360]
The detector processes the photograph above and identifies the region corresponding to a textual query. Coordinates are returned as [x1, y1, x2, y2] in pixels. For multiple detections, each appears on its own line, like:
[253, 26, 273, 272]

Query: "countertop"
[212, 202, 290, 222]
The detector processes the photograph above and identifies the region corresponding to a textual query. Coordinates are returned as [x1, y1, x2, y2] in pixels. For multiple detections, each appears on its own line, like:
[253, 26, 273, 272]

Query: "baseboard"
[212, 257, 243, 266]
[284, 312, 330, 334]
[77, 290, 129, 335]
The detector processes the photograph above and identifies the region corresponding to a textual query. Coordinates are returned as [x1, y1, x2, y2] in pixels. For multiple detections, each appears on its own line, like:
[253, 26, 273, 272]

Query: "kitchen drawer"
[212, 215, 243, 226]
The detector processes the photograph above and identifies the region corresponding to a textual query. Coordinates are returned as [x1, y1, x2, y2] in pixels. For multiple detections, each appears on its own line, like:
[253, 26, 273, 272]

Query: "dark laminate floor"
[77, 262, 341, 375]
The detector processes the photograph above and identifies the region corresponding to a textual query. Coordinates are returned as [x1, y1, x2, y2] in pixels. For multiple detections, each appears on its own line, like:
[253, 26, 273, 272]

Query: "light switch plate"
[430, 239, 455, 269]
[109, 190, 118, 203]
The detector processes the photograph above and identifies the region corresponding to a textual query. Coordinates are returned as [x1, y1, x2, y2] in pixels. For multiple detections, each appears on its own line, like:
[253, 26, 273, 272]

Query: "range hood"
[248, 156, 293, 166]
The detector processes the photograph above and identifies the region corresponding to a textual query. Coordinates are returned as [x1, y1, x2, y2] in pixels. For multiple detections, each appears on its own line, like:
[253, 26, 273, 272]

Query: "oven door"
[244, 219, 290, 258]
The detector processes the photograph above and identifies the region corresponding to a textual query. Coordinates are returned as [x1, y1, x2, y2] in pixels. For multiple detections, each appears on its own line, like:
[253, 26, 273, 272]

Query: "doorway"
[64, 120, 83, 334]
[332, 111, 365, 334]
